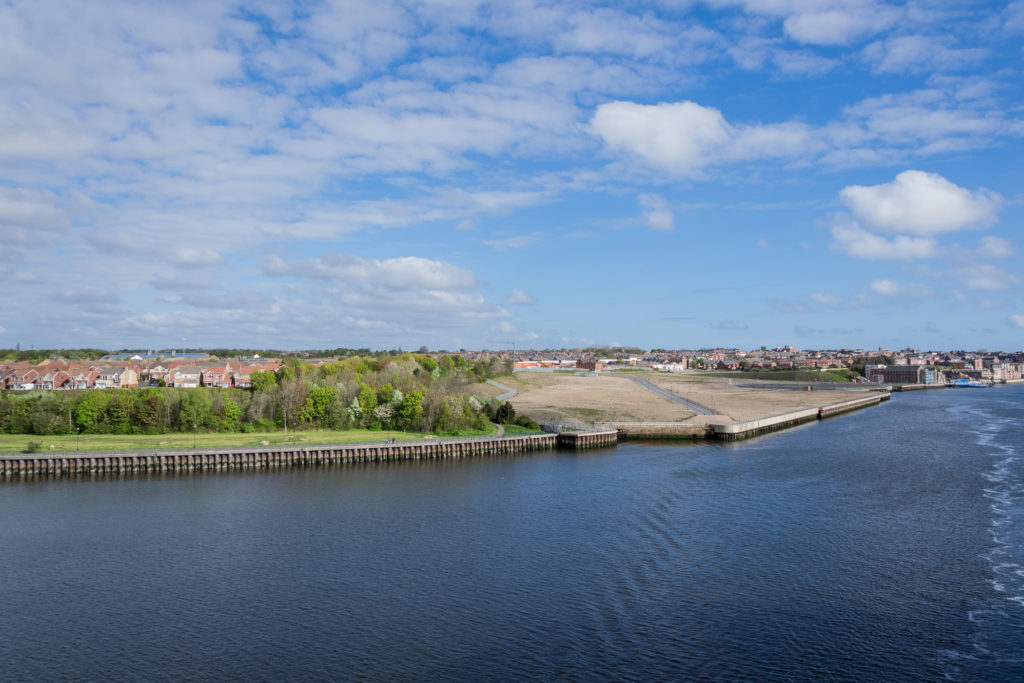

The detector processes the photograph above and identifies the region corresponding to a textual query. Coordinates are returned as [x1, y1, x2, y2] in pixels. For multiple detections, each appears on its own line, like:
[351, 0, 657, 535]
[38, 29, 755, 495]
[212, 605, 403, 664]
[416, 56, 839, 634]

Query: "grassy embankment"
[0, 424, 505, 455]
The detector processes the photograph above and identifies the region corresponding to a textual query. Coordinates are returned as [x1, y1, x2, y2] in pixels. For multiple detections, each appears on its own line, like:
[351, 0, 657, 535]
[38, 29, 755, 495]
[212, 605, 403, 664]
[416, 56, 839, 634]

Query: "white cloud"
[783, 7, 895, 46]
[869, 279, 901, 296]
[589, 100, 817, 175]
[505, 290, 536, 305]
[1010, 314, 1024, 329]
[481, 234, 542, 249]
[638, 194, 675, 231]
[590, 100, 731, 175]
[706, 1, 900, 45]
[170, 248, 227, 268]
[264, 253, 478, 291]
[714, 319, 748, 330]
[810, 292, 843, 306]
[954, 264, 1017, 291]
[863, 35, 985, 74]
[977, 236, 1015, 260]
[840, 170, 1001, 235]
[830, 223, 936, 260]
[868, 279, 932, 297]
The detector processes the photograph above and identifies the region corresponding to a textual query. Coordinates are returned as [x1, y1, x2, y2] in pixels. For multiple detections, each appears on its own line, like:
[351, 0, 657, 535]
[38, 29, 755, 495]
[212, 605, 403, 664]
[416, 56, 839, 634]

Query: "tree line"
[0, 354, 515, 436]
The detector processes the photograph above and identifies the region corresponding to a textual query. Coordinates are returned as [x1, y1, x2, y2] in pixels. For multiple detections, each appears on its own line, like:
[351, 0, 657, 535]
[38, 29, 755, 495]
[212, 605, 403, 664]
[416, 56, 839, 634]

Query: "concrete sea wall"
[711, 392, 890, 441]
[616, 392, 890, 441]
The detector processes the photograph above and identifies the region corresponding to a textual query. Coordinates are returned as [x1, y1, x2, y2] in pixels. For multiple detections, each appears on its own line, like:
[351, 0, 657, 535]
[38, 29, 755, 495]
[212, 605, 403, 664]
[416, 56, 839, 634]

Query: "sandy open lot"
[504, 370, 878, 425]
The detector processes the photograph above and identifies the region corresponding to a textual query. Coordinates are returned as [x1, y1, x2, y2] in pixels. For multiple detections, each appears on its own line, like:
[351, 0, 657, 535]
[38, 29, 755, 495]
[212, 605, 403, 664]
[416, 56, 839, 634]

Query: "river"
[1, 386, 1022, 681]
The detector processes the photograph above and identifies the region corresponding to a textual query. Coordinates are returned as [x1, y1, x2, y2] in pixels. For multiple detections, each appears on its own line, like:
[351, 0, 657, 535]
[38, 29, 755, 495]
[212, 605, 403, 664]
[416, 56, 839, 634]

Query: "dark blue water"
[2, 387, 1022, 681]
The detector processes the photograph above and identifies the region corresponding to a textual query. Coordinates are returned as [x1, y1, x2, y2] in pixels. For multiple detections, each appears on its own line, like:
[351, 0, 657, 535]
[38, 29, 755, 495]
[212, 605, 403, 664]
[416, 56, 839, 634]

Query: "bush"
[24, 440, 43, 453]
[514, 415, 540, 430]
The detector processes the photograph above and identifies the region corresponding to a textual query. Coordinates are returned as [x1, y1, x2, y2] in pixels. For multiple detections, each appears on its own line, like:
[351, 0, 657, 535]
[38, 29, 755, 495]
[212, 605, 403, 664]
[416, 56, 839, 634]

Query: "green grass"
[701, 370, 851, 382]
[0, 424, 500, 455]
[502, 423, 544, 435]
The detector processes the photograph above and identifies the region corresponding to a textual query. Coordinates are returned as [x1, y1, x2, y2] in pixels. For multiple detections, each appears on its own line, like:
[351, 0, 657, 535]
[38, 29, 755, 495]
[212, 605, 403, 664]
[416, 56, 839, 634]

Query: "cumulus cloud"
[869, 279, 901, 296]
[954, 264, 1017, 291]
[638, 194, 675, 231]
[977, 236, 1015, 259]
[264, 253, 478, 291]
[706, 0, 900, 45]
[830, 223, 936, 260]
[505, 290, 536, 305]
[1010, 314, 1024, 328]
[840, 170, 1001, 235]
[590, 101, 731, 175]
[868, 279, 932, 297]
[170, 248, 227, 268]
[863, 35, 985, 74]
[481, 234, 542, 249]
[0, 188, 70, 230]
[811, 292, 843, 306]
[783, 7, 894, 45]
[589, 99, 818, 175]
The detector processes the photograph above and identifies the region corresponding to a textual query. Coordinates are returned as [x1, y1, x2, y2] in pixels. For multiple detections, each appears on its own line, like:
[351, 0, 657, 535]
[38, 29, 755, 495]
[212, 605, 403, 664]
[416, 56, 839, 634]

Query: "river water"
[1, 386, 1022, 681]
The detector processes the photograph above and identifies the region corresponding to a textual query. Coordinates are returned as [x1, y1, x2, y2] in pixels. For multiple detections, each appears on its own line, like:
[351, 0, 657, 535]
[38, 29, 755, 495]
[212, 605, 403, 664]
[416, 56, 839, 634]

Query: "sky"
[2, 0, 1023, 352]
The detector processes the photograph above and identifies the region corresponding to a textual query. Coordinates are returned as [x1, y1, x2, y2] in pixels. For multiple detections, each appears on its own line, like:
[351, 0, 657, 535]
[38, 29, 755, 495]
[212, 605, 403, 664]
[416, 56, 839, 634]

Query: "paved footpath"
[628, 376, 718, 415]
[486, 379, 518, 401]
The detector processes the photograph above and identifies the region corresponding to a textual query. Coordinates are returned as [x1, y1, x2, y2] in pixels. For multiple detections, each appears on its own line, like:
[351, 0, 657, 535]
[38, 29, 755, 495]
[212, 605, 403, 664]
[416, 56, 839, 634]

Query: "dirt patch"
[508, 372, 693, 423]
[509, 370, 879, 424]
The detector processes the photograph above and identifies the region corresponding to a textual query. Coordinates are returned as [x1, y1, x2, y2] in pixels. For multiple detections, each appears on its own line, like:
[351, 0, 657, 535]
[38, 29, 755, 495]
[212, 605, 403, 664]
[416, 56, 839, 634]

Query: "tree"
[179, 390, 212, 431]
[250, 369, 277, 392]
[73, 391, 109, 433]
[300, 385, 337, 425]
[399, 390, 423, 431]
[221, 399, 241, 431]
[356, 382, 377, 427]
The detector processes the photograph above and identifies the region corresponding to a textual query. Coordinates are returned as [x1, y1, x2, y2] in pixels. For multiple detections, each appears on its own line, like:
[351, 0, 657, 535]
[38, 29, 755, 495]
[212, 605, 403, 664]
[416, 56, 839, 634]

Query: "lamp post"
[76, 427, 81, 453]
[193, 424, 197, 449]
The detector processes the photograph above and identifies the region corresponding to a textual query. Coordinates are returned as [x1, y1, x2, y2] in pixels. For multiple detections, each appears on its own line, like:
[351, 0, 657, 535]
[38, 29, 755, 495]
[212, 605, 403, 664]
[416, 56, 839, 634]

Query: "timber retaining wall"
[0, 434, 558, 479]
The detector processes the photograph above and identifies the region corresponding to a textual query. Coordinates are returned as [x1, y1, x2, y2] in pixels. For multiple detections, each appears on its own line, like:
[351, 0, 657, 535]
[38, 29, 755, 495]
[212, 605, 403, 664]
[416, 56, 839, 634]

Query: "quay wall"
[616, 392, 890, 441]
[555, 430, 618, 449]
[616, 423, 711, 439]
[0, 434, 558, 479]
[713, 392, 890, 440]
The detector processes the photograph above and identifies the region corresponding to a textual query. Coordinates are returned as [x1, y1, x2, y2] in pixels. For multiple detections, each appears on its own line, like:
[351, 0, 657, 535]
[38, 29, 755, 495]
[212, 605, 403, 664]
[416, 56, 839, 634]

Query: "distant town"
[2, 345, 1023, 391]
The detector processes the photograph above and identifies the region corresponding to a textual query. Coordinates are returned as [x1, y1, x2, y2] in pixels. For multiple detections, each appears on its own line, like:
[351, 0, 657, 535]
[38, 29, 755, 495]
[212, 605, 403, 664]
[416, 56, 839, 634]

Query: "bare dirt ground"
[503, 372, 694, 423]
[504, 370, 878, 425]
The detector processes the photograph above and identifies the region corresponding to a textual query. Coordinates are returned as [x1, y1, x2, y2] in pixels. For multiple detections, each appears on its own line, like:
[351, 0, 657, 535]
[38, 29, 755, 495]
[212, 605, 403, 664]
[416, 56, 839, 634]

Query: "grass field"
[0, 424, 501, 455]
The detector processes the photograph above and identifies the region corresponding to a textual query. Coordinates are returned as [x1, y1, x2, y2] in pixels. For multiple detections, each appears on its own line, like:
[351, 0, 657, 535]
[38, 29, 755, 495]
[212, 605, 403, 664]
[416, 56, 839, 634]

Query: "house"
[170, 366, 202, 388]
[147, 365, 170, 384]
[231, 364, 260, 388]
[201, 364, 233, 388]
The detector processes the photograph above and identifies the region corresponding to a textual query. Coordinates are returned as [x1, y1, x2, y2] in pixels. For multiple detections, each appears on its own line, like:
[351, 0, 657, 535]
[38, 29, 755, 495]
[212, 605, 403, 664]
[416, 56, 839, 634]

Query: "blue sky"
[2, 0, 1022, 352]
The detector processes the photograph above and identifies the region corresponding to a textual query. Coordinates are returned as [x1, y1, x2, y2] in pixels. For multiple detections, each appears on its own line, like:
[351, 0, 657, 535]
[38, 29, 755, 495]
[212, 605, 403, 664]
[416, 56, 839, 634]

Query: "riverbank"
[0, 426, 498, 456]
